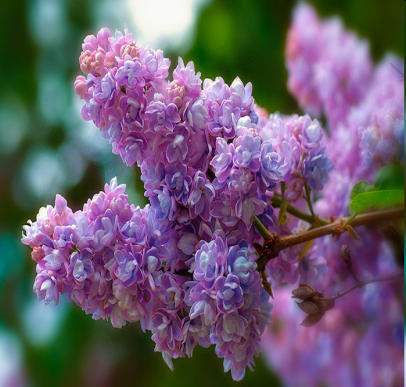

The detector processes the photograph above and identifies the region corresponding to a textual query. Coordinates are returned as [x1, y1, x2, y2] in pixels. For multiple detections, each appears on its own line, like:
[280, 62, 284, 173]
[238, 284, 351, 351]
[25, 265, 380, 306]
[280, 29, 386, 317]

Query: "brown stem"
[320, 272, 403, 302]
[256, 206, 404, 270]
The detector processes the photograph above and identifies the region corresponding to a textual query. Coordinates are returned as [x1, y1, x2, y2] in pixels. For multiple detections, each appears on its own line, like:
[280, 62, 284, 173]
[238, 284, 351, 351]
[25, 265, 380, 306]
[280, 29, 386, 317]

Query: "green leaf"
[374, 164, 404, 191]
[350, 180, 375, 201]
[349, 190, 404, 213]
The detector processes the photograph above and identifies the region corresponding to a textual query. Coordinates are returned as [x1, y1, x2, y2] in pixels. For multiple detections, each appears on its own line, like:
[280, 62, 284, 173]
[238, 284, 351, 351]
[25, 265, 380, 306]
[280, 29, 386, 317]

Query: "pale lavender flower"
[188, 289, 217, 327]
[234, 130, 261, 172]
[256, 141, 281, 194]
[229, 168, 253, 194]
[234, 182, 266, 228]
[69, 248, 94, 283]
[150, 187, 177, 222]
[165, 124, 190, 164]
[210, 192, 238, 227]
[114, 248, 144, 287]
[299, 118, 322, 150]
[303, 146, 334, 191]
[165, 164, 192, 205]
[193, 236, 227, 289]
[229, 77, 253, 116]
[173, 57, 202, 98]
[140, 161, 165, 197]
[208, 99, 240, 139]
[115, 59, 146, 88]
[120, 88, 146, 129]
[94, 70, 119, 108]
[146, 101, 181, 132]
[157, 273, 185, 311]
[140, 47, 170, 81]
[92, 209, 118, 251]
[186, 98, 209, 131]
[227, 246, 256, 287]
[188, 171, 215, 220]
[215, 274, 244, 313]
[123, 133, 146, 166]
[211, 137, 235, 183]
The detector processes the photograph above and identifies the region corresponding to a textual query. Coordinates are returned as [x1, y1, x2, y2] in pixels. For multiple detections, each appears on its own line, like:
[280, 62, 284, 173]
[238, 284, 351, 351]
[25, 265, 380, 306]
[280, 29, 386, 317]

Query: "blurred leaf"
[374, 164, 404, 191]
[350, 180, 375, 201]
[349, 189, 404, 213]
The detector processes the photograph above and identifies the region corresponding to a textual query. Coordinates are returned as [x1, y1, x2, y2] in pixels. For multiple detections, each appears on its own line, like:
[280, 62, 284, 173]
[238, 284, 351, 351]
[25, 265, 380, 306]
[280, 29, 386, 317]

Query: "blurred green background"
[0, 0, 403, 386]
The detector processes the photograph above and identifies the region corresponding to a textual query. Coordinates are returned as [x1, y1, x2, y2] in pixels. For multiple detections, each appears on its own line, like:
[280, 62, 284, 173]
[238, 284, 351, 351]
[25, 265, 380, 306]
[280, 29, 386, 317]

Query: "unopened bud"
[297, 300, 321, 315]
[318, 299, 335, 313]
[292, 284, 316, 300]
[301, 313, 324, 327]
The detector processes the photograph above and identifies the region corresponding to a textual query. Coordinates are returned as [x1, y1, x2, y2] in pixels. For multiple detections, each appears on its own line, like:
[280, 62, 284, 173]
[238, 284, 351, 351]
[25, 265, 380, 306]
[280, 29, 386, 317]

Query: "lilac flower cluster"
[75, 27, 283, 235]
[21, 6, 404, 383]
[22, 178, 168, 329]
[24, 26, 288, 380]
[286, 3, 404, 176]
[186, 231, 272, 380]
[259, 4, 404, 386]
[22, 182, 272, 379]
[285, 2, 373, 130]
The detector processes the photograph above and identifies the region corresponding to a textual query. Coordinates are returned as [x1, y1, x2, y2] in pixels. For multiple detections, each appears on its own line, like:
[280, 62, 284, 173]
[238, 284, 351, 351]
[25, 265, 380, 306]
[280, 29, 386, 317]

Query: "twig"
[253, 214, 271, 240]
[255, 206, 404, 269]
[304, 183, 315, 217]
[271, 194, 329, 226]
[319, 272, 403, 302]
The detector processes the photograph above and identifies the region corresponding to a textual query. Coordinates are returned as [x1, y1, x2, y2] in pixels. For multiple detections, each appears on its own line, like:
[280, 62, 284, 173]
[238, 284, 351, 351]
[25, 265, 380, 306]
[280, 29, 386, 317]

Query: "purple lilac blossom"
[26, 16, 404, 382]
[303, 146, 334, 191]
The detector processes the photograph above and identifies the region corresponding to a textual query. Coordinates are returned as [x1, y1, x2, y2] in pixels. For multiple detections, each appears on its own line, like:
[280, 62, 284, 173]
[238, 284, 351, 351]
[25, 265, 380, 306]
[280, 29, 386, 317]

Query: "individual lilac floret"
[115, 59, 146, 88]
[230, 77, 254, 116]
[172, 57, 202, 98]
[68, 248, 94, 284]
[150, 187, 177, 222]
[140, 47, 170, 81]
[187, 282, 217, 326]
[211, 138, 235, 184]
[256, 141, 281, 194]
[94, 70, 119, 108]
[165, 124, 191, 164]
[146, 101, 181, 132]
[188, 171, 215, 221]
[233, 182, 266, 229]
[193, 236, 228, 289]
[114, 248, 144, 287]
[215, 274, 244, 313]
[303, 146, 334, 191]
[165, 164, 192, 205]
[299, 118, 322, 150]
[234, 130, 261, 172]
[187, 98, 209, 131]
[227, 246, 256, 287]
